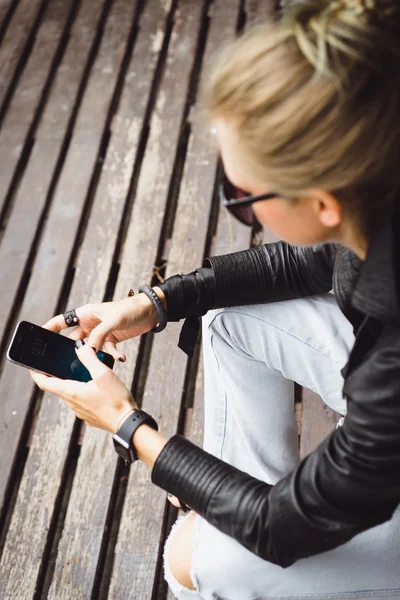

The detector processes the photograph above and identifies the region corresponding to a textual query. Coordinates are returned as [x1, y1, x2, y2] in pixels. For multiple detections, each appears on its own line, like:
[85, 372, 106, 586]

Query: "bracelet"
[116, 407, 136, 432]
[138, 284, 168, 333]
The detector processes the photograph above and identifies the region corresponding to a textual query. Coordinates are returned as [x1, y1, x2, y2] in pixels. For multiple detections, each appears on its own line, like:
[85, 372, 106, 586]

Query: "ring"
[63, 309, 79, 327]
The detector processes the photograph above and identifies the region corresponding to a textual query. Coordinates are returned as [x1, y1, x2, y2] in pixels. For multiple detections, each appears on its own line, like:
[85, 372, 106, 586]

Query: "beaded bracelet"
[137, 284, 168, 333]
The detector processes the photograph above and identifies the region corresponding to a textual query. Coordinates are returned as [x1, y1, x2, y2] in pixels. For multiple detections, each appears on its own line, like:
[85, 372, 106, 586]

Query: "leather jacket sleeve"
[203, 241, 337, 308]
[151, 324, 400, 567]
[158, 242, 337, 356]
[160, 242, 337, 320]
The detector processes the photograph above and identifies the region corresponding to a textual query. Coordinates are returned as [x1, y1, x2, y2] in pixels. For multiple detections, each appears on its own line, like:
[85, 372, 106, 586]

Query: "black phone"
[7, 321, 114, 382]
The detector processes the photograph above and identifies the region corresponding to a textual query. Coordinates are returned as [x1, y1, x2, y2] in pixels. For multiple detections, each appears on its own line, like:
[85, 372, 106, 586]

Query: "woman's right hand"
[42, 287, 166, 362]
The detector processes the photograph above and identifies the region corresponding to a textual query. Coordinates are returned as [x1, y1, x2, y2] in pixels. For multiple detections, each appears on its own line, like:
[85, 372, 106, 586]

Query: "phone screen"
[7, 321, 114, 382]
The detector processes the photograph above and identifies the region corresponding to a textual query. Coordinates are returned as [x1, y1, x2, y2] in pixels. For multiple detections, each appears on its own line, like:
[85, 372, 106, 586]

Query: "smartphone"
[7, 321, 114, 382]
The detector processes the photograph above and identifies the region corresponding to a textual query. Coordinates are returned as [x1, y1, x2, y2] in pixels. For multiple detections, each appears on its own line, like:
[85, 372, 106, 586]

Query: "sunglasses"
[219, 173, 278, 226]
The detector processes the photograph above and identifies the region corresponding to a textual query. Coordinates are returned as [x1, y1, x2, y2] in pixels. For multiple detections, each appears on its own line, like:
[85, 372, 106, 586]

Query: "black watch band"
[112, 409, 158, 463]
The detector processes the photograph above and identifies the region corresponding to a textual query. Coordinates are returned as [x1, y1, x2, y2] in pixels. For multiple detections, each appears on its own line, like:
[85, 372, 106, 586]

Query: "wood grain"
[0, 0, 109, 513]
[46, 2, 176, 597]
[0, 0, 74, 216]
[107, 0, 231, 597]
[0, 1, 137, 596]
[0, 0, 106, 347]
[0, 0, 44, 113]
[300, 388, 339, 458]
[0, 0, 344, 597]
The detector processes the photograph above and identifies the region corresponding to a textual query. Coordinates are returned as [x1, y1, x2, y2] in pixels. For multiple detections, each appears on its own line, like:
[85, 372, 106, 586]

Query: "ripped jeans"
[163, 295, 400, 600]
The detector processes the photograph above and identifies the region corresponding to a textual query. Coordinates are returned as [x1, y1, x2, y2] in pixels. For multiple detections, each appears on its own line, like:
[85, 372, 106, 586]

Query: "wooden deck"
[0, 1, 339, 598]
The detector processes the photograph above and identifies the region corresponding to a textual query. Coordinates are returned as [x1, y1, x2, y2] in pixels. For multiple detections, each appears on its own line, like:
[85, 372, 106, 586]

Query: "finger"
[30, 370, 76, 396]
[66, 326, 86, 342]
[167, 494, 182, 509]
[103, 340, 125, 362]
[42, 313, 69, 333]
[43, 307, 85, 333]
[75, 343, 110, 380]
[29, 369, 49, 386]
[88, 322, 113, 354]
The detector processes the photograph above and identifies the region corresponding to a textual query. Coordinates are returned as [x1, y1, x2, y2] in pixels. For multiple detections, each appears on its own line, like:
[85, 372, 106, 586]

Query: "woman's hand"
[30, 344, 136, 433]
[42, 287, 166, 362]
[30, 344, 188, 510]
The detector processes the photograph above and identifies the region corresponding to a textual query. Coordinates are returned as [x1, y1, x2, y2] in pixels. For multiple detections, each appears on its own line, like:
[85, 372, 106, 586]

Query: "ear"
[310, 190, 342, 228]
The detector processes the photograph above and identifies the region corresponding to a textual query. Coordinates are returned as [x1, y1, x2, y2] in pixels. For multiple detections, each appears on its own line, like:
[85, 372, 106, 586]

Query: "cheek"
[253, 202, 322, 245]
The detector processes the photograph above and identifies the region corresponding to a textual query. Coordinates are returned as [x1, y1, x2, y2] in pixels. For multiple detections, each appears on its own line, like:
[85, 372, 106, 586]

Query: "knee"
[201, 307, 226, 331]
[202, 306, 253, 358]
[201, 307, 241, 343]
[165, 512, 198, 592]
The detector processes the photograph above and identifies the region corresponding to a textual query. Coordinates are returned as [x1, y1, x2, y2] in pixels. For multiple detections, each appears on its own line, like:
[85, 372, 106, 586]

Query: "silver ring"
[63, 309, 79, 328]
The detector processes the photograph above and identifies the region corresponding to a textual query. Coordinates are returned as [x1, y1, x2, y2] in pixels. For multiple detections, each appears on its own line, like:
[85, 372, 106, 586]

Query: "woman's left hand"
[29, 344, 136, 433]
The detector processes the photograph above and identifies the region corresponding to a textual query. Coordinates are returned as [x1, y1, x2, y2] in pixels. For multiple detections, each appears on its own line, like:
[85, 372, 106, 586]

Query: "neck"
[338, 219, 368, 261]
[345, 235, 368, 261]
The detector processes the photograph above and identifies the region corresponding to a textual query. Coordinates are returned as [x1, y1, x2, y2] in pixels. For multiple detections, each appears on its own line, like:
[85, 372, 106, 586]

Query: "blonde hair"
[204, 0, 400, 237]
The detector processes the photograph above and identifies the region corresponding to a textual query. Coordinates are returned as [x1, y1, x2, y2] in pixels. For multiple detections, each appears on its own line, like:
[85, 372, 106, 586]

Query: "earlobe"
[321, 207, 341, 227]
[314, 190, 342, 229]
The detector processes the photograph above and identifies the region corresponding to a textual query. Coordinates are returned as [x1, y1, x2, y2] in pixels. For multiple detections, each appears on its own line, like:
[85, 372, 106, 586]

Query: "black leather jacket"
[151, 207, 400, 568]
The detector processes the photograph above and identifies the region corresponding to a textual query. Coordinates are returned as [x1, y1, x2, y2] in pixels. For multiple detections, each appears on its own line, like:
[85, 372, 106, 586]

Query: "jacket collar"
[351, 200, 400, 325]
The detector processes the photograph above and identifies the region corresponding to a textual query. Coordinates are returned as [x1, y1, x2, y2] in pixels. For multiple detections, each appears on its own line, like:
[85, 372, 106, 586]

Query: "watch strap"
[113, 409, 158, 462]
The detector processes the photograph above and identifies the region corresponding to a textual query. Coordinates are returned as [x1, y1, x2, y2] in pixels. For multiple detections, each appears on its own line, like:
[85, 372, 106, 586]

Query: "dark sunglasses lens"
[222, 176, 255, 226]
[229, 204, 255, 226]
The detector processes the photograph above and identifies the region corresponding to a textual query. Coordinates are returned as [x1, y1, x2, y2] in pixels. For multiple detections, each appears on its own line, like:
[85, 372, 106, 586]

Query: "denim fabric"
[163, 295, 400, 600]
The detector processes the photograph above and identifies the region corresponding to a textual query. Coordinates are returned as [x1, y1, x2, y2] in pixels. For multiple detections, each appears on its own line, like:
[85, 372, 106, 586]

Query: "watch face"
[113, 435, 134, 463]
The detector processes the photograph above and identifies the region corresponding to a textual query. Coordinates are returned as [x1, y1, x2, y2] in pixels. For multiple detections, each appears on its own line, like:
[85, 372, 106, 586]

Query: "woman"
[31, 0, 400, 598]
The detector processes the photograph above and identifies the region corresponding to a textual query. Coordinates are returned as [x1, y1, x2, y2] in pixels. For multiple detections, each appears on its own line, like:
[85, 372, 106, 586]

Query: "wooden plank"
[0, 0, 16, 34]
[44, 3, 176, 598]
[0, 2, 138, 595]
[0, 0, 74, 216]
[184, 353, 205, 447]
[0, 0, 111, 510]
[246, 0, 276, 24]
[185, 2, 262, 451]
[0, 0, 107, 348]
[0, 0, 44, 113]
[299, 389, 339, 459]
[108, 2, 242, 598]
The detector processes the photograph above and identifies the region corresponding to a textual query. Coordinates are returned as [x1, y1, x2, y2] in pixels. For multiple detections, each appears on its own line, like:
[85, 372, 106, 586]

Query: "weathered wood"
[300, 388, 339, 458]
[0, 0, 343, 597]
[107, 1, 243, 598]
[185, 0, 260, 449]
[0, 0, 111, 512]
[46, 2, 176, 598]
[0, 0, 44, 113]
[0, 0, 74, 216]
[0, 2, 138, 595]
[246, 0, 276, 24]
[0, 0, 16, 35]
[0, 0, 107, 348]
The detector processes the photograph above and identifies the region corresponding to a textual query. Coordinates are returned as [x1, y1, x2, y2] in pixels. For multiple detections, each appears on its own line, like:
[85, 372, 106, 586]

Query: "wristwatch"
[113, 409, 158, 463]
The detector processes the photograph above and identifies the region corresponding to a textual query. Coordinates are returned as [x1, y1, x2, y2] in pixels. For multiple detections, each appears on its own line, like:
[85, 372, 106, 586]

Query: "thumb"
[75, 342, 110, 380]
[88, 321, 114, 354]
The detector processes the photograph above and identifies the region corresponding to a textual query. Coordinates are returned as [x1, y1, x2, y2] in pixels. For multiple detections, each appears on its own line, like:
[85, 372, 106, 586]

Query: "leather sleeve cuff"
[151, 435, 228, 515]
[158, 267, 216, 322]
[158, 267, 216, 357]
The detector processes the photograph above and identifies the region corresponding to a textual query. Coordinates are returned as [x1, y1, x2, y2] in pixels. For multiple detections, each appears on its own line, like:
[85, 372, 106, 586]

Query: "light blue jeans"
[163, 295, 400, 600]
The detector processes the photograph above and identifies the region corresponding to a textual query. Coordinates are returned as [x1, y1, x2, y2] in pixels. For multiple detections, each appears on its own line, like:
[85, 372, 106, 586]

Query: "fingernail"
[167, 493, 173, 498]
[118, 354, 126, 363]
[75, 340, 85, 349]
[88, 344, 97, 352]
